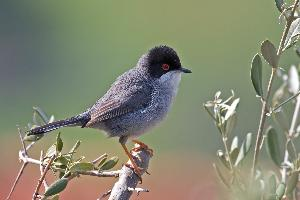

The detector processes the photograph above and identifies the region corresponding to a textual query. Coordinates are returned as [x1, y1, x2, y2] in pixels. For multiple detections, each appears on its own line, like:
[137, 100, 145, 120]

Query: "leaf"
[46, 144, 57, 158]
[230, 148, 239, 164]
[33, 106, 49, 124]
[56, 133, 63, 153]
[261, 40, 278, 67]
[213, 163, 230, 188]
[288, 65, 299, 95]
[69, 140, 81, 154]
[97, 155, 108, 168]
[266, 127, 282, 166]
[224, 98, 240, 120]
[284, 18, 300, 51]
[44, 178, 68, 197]
[99, 156, 119, 170]
[69, 162, 94, 172]
[275, 0, 284, 12]
[276, 183, 286, 199]
[234, 133, 252, 166]
[251, 54, 264, 97]
[225, 112, 237, 136]
[268, 173, 277, 194]
[286, 171, 299, 194]
[23, 134, 44, 141]
[230, 136, 239, 152]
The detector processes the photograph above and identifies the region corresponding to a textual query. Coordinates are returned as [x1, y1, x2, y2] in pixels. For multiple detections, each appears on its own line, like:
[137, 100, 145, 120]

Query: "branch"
[108, 143, 152, 200]
[281, 95, 300, 183]
[251, 0, 300, 179]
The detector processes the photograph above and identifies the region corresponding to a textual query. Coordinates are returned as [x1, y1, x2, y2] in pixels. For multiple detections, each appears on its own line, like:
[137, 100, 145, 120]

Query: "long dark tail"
[27, 113, 91, 135]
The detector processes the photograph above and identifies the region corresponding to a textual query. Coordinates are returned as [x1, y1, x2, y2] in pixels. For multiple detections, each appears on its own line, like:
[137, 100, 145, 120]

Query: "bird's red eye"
[162, 64, 170, 71]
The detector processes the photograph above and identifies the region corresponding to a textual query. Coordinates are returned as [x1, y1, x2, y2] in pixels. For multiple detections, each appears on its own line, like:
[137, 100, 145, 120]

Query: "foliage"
[204, 0, 300, 199]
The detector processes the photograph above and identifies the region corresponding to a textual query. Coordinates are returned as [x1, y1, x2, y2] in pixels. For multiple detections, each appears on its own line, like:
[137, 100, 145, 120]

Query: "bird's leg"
[120, 143, 143, 182]
[131, 139, 154, 157]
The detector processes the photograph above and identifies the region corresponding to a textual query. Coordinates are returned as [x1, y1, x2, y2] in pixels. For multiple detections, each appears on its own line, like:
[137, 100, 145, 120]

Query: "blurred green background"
[1, 0, 299, 199]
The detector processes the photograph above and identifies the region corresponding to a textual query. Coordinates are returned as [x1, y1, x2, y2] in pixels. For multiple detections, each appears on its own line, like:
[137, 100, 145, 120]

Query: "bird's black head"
[140, 45, 191, 78]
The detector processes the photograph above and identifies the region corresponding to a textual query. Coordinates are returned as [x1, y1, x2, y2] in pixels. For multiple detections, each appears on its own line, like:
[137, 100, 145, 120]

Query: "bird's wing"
[86, 83, 154, 127]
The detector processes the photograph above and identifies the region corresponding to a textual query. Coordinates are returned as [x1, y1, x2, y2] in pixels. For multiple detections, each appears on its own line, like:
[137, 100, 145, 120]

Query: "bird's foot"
[131, 140, 154, 157]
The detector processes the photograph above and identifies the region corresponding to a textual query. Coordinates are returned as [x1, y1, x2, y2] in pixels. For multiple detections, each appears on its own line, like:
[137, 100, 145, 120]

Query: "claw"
[131, 140, 154, 157]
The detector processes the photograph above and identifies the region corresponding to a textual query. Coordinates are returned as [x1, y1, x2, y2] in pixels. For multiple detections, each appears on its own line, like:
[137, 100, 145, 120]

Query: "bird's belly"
[98, 97, 172, 138]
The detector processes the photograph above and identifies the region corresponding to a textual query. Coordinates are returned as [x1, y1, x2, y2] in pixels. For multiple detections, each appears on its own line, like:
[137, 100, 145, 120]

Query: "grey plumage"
[27, 45, 191, 144]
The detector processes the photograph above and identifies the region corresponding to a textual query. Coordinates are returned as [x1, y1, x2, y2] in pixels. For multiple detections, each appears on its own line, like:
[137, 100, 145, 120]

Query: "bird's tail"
[27, 113, 91, 135]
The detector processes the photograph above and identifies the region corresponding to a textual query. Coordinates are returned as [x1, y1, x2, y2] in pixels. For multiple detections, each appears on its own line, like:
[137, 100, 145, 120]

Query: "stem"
[282, 96, 300, 183]
[222, 137, 234, 171]
[251, 0, 299, 179]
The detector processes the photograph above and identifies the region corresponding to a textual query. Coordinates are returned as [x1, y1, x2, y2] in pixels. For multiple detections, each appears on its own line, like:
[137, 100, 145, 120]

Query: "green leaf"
[97, 155, 108, 168]
[69, 140, 81, 154]
[230, 148, 239, 164]
[69, 162, 94, 172]
[33, 106, 49, 124]
[46, 144, 57, 158]
[251, 54, 264, 97]
[234, 133, 252, 166]
[276, 183, 286, 199]
[266, 127, 282, 166]
[268, 173, 277, 194]
[284, 18, 300, 51]
[275, 0, 284, 12]
[53, 156, 69, 169]
[286, 171, 299, 195]
[44, 178, 68, 197]
[99, 156, 119, 170]
[261, 40, 278, 68]
[23, 134, 44, 141]
[56, 133, 63, 153]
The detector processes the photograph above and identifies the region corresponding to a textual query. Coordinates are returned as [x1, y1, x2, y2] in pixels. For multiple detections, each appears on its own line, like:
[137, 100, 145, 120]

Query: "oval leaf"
[286, 171, 299, 194]
[44, 178, 68, 197]
[251, 54, 264, 97]
[23, 134, 44, 142]
[99, 156, 119, 170]
[69, 162, 94, 172]
[276, 183, 286, 199]
[261, 40, 279, 67]
[56, 133, 63, 153]
[266, 127, 282, 166]
[284, 18, 300, 51]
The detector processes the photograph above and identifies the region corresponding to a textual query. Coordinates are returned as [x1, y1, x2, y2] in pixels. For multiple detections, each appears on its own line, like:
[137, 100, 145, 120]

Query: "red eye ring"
[162, 63, 170, 71]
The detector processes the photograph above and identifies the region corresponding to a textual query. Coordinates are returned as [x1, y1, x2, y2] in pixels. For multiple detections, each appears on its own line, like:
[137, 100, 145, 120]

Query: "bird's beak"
[179, 67, 192, 73]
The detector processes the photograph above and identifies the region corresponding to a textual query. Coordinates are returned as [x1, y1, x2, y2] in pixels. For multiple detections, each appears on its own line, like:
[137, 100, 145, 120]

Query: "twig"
[282, 95, 300, 184]
[92, 153, 108, 165]
[5, 163, 28, 200]
[39, 151, 49, 189]
[127, 187, 149, 195]
[98, 190, 112, 200]
[270, 90, 300, 114]
[251, 0, 300, 179]
[73, 170, 120, 178]
[108, 143, 152, 200]
[32, 155, 55, 200]
[5, 128, 30, 200]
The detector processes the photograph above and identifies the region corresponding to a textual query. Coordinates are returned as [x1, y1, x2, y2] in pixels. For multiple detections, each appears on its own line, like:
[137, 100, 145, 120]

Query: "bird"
[27, 45, 191, 180]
